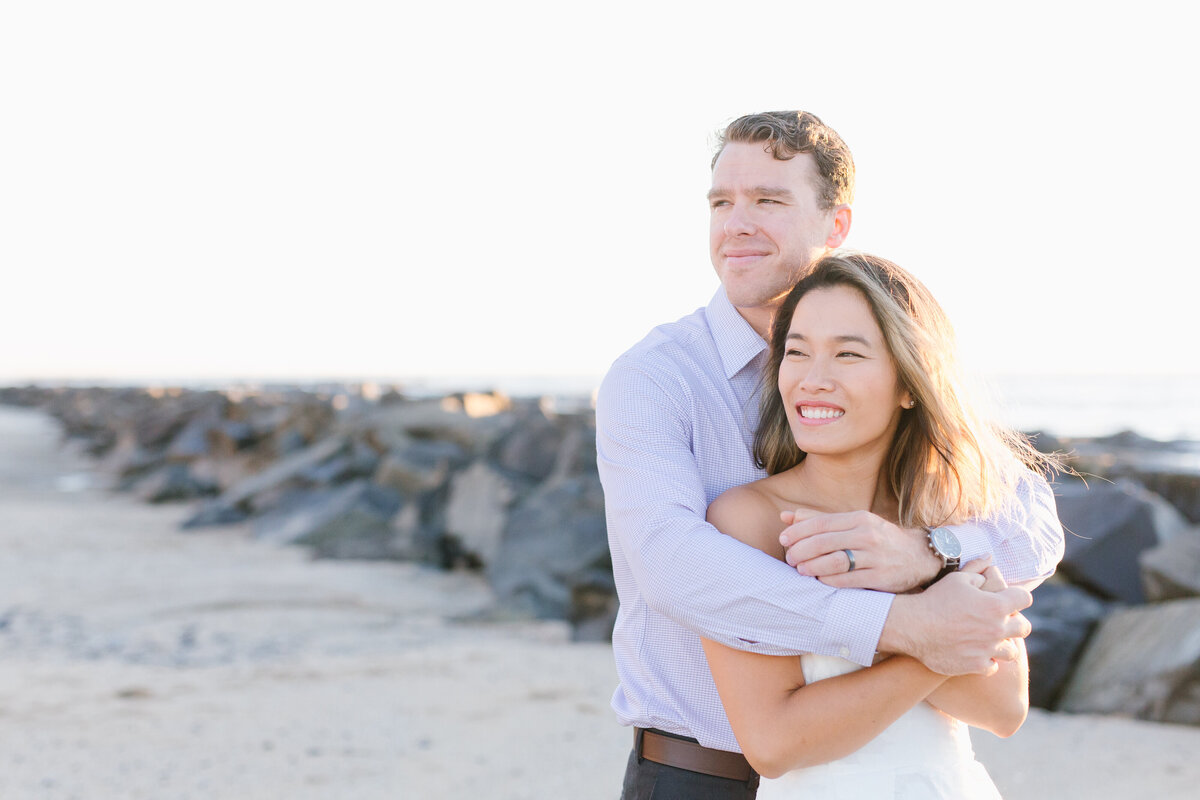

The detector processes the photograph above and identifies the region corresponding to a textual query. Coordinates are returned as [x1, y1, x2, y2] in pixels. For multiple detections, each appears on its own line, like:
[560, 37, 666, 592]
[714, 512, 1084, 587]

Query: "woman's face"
[778, 284, 912, 460]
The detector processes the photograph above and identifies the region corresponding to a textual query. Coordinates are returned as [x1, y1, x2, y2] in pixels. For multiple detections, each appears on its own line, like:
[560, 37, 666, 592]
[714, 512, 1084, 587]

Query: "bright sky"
[2, 1, 1196, 387]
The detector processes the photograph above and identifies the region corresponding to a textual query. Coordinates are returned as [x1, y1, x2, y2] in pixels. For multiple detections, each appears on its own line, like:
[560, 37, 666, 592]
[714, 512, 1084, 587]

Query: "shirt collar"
[706, 286, 768, 380]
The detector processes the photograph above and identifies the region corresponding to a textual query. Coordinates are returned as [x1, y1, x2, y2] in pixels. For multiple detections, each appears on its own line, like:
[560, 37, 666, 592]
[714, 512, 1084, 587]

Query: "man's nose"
[724, 203, 756, 236]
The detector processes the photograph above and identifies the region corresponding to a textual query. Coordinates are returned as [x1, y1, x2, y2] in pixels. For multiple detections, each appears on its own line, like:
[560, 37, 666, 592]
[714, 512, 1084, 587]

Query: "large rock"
[1055, 480, 1165, 602]
[390, 481, 454, 566]
[492, 405, 564, 481]
[361, 394, 511, 455]
[133, 463, 220, 504]
[1140, 526, 1200, 601]
[487, 471, 610, 622]
[1064, 432, 1200, 523]
[182, 436, 348, 528]
[1024, 580, 1110, 709]
[372, 439, 466, 496]
[443, 460, 518, 567]
[253, 480, 404, 559]
[1058, 598, 1200, 724]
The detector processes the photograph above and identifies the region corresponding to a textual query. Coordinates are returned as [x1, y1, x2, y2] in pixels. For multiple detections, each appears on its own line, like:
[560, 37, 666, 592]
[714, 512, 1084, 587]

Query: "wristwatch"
[924, 526, 962, 587]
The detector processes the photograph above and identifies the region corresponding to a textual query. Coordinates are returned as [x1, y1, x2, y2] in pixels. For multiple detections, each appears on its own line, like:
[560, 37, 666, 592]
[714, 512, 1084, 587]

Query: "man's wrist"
[921, 526, 962, 589]
[877, 593, 917, 658]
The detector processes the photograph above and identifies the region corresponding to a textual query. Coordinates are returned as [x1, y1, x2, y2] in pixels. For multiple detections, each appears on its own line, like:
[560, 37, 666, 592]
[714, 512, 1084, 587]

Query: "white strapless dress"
[755, 654, 1003, 799]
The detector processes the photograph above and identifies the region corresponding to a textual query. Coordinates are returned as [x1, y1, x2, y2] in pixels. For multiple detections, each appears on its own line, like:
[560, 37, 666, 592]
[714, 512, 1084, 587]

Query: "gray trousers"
[619, 730, 760, 799]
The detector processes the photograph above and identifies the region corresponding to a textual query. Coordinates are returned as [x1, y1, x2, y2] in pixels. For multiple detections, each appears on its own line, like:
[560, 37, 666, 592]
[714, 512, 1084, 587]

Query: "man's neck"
[733, 304, 774, 340]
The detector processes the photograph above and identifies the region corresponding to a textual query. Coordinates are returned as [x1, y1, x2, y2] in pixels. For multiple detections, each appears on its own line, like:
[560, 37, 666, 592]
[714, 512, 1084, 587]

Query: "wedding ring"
[844, 549, 856, 572]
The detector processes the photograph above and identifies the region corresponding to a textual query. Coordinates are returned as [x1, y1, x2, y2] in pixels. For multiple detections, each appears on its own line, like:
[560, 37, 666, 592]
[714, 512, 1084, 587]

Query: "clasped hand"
[778, 508, 937, 593]
[779, 507, 1034, 676]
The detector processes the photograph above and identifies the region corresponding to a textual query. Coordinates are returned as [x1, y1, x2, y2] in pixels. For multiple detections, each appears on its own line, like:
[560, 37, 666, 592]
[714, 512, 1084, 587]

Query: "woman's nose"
[799, 360, 834, 392]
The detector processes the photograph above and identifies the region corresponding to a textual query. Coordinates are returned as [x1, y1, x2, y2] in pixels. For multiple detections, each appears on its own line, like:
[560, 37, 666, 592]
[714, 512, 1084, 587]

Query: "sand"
[1, 405, 1198, 799]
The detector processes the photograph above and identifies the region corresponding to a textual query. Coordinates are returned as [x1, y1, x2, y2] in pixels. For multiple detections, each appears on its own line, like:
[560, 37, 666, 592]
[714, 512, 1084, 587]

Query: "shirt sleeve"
[596, 357, 892, 667]
[948, 469, 1064, 588]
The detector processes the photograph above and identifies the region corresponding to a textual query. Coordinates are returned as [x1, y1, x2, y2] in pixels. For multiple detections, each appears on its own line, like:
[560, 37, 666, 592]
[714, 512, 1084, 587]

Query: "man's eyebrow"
[706, 185, 796, 201]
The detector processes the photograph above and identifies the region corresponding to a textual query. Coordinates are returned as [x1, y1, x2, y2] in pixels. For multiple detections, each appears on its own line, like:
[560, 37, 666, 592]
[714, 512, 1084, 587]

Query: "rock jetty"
[3, 385, 1200, 726]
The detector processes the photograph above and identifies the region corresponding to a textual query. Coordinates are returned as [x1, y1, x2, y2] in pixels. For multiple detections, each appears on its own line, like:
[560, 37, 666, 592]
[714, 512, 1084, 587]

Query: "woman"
[702, 252, 1058, 798]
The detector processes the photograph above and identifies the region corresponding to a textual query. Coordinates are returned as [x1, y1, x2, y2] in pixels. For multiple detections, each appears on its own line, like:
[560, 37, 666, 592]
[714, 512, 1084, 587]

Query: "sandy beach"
[2, 404, 1199, 799]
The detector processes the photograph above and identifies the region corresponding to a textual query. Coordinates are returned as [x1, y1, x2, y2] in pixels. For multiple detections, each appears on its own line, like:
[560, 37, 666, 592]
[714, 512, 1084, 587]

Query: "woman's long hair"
[753, 252, 1059, 528]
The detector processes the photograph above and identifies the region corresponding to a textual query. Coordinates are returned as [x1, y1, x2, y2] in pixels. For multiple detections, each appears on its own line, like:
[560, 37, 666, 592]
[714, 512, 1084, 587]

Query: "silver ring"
[844, 549, 856, 572]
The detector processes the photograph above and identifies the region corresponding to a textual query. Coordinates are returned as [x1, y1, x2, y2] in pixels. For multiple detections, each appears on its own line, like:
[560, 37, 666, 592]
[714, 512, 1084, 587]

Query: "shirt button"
[839, 646, 851, 658]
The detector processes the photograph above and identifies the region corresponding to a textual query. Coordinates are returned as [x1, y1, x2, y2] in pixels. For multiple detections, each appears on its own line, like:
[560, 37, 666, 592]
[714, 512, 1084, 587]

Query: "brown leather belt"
[636, 727, 756, 782]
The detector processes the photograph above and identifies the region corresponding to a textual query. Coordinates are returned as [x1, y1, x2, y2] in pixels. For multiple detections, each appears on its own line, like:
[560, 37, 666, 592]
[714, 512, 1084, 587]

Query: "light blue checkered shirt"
[596, 286, 1063, 752]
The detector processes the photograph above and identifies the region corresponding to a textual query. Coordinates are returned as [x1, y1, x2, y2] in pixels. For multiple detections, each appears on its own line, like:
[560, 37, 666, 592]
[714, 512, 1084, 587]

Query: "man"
[595, 110, 1063, 799]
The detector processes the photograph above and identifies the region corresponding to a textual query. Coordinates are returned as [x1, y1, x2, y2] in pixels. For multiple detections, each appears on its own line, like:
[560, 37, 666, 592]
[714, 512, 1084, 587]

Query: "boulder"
[1126, 471, 1200, 525]
[1055, 480, 1165, 602]
[166, 415, 220, 461]
[1024, 580, 1110, 709]
[487, 471, 610, 622]
[443, 460, 518, 567]
[1058, 598, 1200, 724]
[134, 463, 220, 504]
[1140, 526, 1200, 601]
[253, 480, 403, 559]
[1064, 432, 1200, 523]
[492, 405, 564, 481]
[182, 436, 348, 528]
[372, 439, 466, 496]
[361, 394, 510, 454]
[390, 481, 454, 566]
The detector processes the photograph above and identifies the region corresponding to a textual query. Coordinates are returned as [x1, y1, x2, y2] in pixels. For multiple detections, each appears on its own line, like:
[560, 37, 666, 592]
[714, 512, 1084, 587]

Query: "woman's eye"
[838, 351, 864, 359]
[785, 349, 807, 358]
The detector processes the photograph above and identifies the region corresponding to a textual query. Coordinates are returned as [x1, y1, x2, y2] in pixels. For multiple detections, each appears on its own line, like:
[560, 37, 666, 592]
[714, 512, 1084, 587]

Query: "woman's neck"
[789, 450, 897, 520]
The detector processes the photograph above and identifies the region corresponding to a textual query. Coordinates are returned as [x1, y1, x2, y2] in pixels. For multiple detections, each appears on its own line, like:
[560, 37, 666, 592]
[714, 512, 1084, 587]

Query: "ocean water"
[401, 373, 1200, 443]
[981, 374, 1200, 442]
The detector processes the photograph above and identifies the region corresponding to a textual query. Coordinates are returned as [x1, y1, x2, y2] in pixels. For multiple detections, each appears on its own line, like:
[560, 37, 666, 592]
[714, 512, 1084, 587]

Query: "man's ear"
[824, 205, 852, 249]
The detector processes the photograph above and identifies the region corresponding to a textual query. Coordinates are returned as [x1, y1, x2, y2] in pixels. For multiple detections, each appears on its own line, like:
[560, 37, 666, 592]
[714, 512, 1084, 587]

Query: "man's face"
[709, 142, 839, 325]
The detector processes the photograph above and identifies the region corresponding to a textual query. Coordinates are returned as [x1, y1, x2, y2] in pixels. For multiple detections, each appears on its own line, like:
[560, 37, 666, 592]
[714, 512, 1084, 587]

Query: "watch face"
[932, 527, 962, 559]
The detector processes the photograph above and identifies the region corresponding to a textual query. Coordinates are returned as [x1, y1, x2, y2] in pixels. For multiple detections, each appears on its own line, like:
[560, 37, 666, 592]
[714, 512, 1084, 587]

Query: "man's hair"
[753, 252, 1061, 528]
[713, 111, 855, 211]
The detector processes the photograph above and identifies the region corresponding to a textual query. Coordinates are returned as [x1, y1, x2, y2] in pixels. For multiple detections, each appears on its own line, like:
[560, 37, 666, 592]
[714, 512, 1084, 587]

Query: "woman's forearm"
[702, 641, 947, 778]
[924, 638, 1029, 737]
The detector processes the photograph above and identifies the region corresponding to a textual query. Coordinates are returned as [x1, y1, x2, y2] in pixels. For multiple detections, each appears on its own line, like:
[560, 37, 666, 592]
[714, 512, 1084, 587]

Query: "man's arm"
[950, 471, 1064, 589]
[596, 359, 891, 667]
[779, 471, 1064, 592]
[923, 563, 1029, 737]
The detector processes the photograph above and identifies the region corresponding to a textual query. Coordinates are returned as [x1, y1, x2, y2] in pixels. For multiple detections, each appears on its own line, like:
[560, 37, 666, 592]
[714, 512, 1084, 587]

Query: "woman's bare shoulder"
[707, 480, 789, 559]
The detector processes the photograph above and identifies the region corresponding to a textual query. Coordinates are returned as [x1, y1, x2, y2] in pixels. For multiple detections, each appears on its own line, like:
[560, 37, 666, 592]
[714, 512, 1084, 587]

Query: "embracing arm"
[700, 488, 946, 777]
[947, 471, 1063, 589]
[923, 565, 1030, 737]
[781, 471, 1063, 593]
[596, 359, 891, 665]
[701, 640, 944, 777]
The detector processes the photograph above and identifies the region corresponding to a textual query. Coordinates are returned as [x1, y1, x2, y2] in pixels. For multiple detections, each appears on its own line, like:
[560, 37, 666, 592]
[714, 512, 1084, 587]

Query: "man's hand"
[879, 558, 1033, 676]
[778, 508, 940, 593]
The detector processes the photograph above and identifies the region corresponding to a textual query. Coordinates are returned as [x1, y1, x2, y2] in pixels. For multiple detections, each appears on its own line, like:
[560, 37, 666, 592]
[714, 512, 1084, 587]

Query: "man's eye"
[710, 199, 730, 208]
[758, 198, 779, 204]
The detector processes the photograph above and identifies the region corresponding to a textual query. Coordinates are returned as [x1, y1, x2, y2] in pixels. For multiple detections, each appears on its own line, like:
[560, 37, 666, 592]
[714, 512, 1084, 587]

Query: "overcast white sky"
[2, 1, 1196, 386]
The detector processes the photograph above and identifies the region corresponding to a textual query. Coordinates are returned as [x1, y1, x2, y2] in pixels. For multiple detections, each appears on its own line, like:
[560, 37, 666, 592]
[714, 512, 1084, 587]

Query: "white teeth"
[799, 406, 844, 420]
